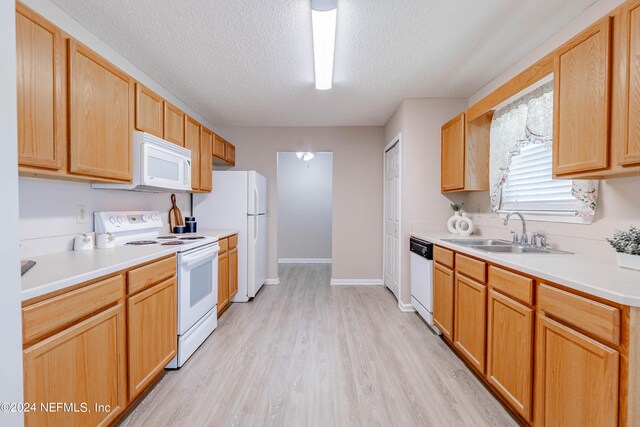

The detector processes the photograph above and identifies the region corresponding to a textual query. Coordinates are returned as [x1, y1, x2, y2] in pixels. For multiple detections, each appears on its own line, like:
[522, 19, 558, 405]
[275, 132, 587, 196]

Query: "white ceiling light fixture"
[311, 0, 337, 90]
[295, 151, 315, 161]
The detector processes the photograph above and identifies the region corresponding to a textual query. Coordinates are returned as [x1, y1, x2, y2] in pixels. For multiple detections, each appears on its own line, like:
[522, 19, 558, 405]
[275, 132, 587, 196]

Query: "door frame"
[383, 133, 402, 306]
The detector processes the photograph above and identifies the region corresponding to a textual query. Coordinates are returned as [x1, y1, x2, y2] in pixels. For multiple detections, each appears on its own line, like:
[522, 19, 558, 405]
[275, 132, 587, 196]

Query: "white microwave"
[94, 131, 192, 192]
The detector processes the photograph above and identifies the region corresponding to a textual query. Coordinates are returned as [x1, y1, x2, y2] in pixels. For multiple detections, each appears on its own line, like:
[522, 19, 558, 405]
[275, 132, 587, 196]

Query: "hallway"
[121, 264, 517, 426]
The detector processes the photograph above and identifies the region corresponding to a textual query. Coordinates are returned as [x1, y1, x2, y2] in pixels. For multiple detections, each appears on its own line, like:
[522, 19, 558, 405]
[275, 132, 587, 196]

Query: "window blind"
[501, 144, 576, 212]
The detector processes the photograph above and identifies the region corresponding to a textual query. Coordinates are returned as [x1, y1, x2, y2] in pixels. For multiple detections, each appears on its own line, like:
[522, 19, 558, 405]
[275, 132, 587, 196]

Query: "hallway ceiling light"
[311, 0, 337, 90]
[296, 151, 315, 161]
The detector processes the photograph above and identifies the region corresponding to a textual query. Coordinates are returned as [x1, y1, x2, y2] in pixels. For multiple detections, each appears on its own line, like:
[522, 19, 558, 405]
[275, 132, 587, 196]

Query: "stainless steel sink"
[442, 239, 512, 246]
[442, 239, 573, 255]
[471, 245, 550, 254]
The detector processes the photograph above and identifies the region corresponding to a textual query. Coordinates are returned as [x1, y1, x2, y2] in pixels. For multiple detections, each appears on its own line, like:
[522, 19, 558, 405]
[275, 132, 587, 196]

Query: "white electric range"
[95, 211, 220, 368]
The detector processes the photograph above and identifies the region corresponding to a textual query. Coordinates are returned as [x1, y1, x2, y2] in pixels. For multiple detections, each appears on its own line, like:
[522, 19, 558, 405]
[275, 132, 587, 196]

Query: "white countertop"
[412, 231, 640, 307]
[21, 229, 238, 302]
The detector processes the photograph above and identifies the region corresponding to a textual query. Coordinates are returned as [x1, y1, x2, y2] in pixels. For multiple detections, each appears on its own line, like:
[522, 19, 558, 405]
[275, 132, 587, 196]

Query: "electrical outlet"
[76, 204, 88, 224]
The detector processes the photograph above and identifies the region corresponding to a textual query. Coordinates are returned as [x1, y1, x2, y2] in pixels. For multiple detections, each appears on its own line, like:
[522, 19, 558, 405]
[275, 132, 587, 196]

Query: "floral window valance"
[489, 80, 599, 220]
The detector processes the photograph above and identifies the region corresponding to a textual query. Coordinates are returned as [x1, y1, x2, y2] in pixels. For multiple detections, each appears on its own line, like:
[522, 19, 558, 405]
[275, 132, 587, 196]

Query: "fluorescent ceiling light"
[311, 0, 337, 90]
[303, 152, 315, 161]
[296, 152, 304, 159]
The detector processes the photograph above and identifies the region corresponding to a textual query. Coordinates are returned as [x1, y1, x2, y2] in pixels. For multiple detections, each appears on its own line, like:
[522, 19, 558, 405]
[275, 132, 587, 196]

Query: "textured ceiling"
[51, 0, 597, 126]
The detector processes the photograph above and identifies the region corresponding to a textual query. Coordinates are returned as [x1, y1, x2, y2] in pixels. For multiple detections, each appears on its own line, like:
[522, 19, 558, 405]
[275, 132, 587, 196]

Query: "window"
[489, 78, 599, 223]
[500, 144, 577, 213]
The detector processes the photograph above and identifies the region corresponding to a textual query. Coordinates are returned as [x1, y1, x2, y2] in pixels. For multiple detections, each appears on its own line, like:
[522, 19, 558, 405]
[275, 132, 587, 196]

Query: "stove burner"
[157, 236, 176, 240]
[162, 241, 185, 246]
[179, 236, 206, 240]
[126, 240, 158, 246]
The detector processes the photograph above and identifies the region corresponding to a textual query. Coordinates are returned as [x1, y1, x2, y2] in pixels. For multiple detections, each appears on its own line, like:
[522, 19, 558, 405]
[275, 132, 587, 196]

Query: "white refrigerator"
[194, 171, 267, 302]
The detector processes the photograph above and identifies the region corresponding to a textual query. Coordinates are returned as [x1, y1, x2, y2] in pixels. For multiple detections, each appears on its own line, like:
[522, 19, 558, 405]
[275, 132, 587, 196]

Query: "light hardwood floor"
[120, 264, 518, 426]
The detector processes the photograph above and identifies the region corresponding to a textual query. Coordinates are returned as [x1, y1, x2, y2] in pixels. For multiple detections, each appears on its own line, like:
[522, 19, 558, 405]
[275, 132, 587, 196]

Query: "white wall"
[0, 0, 25, 425]
[219, 126, 384, 282]
[277, 152, 332, 261]
[19, 178, 191, 258]
[465, 0, 640, 263]
[384, 98, 468, 306]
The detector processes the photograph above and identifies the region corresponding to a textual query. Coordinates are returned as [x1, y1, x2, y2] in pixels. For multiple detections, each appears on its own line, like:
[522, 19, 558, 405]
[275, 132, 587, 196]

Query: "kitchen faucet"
[503, 211, 528, 246]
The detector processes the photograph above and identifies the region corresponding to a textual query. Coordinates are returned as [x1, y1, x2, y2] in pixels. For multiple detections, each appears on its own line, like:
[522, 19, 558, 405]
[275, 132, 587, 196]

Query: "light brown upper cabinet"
[69, 39, 133, 182]
[163, 101, 185, 147]
[616, 0, 640, 170]
[135, 83, 163, 137]
[16, 3, 66, 173]
[553, 17, 612, 177]
[200, 127, 213, 192]
[440, 111, 492, 193]
[441, 113, 465, 192]
[185, 115, 201, 191]
[214, 134, 226, 160]
[213, 134, 236, 167]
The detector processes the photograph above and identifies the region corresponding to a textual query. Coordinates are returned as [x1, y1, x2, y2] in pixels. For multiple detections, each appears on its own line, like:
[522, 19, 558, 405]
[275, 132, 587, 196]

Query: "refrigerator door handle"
[253, 184, 259, 215]
[254, 215, 258, 243]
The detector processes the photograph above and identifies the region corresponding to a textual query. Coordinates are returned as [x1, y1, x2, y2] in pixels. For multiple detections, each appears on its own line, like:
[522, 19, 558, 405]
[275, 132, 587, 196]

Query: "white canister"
[74, 233, 94, 251]
[96, 232, 115, 249]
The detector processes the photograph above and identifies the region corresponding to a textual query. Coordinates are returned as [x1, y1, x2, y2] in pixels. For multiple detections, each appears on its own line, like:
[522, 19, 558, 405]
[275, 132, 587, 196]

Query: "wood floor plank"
[120, 263, 517, 427]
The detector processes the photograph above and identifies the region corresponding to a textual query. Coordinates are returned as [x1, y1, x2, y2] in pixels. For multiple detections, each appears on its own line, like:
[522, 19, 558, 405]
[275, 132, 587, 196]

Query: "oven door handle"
[182, 247, 219, 267]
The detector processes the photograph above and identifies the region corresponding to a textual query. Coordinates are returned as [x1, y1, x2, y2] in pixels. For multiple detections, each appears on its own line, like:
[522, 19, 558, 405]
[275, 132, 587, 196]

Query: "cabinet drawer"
[538, 283, 621, 346]
[488, 266, 534, 305]
[434, 246, 454, 269]
[219, 237, 229, 253]
[455, 253, 486, 283]
[228, 234, 238, 249]
[127, 256, 176, 295]
[23, 274, 124, 344]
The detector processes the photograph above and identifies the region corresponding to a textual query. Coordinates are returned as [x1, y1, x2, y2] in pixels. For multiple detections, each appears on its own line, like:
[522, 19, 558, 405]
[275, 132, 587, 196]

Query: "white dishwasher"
[410, 237, 440, 334]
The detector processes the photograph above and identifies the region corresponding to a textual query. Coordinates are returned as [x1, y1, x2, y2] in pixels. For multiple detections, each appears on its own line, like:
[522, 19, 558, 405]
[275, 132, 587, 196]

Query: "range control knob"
[109, 216, 116, 224]
[116, 216, 124, 224]
[152, 214, 160, 221]
[141, 214, 148, 222]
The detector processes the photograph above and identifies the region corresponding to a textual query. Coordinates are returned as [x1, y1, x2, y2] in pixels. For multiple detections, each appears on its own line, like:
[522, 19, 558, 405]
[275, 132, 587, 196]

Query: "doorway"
[383, 137, 401, 300]
[277, 152, 333, 265]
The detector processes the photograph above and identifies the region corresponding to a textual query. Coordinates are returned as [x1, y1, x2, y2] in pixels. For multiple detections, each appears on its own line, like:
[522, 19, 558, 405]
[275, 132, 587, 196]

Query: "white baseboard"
[278, 258, 332, 264]
[264, 278, 280, 285]
[398, 302, 416, 312]
[329, 278, 384, 286]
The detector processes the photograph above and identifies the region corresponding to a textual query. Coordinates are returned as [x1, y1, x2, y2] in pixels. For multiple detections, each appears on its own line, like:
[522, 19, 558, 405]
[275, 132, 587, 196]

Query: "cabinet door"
[229, 246, 238, 300]
[454, 274, 487, 373]
[433, 263, 455, 341]
[441, 113, 465, 192]
[163, 101, 185, 147]
[185, 116, 201, 191]
[199, 127, 213, 192]
[23, 304, 126, 427]
[225, 142, 236, 165]
[16, 4, 66, 171]
[535, 314, 619, 427]
[622, 1, 640, 167]
[218, 246, 229, 316]
[214, 135, 226, 160]
[135, 83, 163, 137]
[486, 290, 534, 422]
[553, 17, 611, 176]
[69, 40, 132, 181]
[127, 278, 177, 401]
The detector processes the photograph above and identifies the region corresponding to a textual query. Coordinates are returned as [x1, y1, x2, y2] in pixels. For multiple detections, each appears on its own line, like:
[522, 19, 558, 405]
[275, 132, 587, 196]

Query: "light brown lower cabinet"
[22, 255, 177, 425]
[127, 277, 177, 401]
[454, 274, 487, 373]
[433, 262, 455, 341]
[535, 314, 619, 427]
[23, 303, 127, 427]
[217, 234, 239, 317]
[486, 290, 534, 422]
